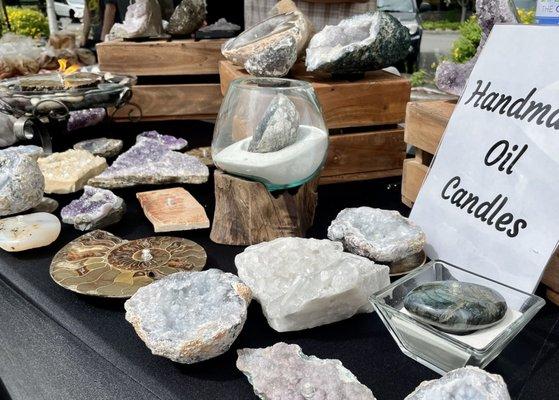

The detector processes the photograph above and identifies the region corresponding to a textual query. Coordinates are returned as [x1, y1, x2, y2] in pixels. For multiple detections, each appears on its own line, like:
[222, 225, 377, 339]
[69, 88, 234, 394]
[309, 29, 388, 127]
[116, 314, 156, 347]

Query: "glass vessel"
[212, 77, 329, 191]
[371, 260, 545, 374]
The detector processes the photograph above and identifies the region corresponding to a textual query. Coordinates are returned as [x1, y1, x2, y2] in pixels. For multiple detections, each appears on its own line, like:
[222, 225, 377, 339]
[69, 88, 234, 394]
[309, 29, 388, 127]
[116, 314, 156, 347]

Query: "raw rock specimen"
[61, 186, 125, 231]
[166, 0, 206, 36]
[2, 145, 44, 159]
[38, 149, 107, 194]
[237, 342, 376, 400]
[88, 131, 208, 188]
[235, 237, 390, 331]
[327, 207, 426, 263]
[306, 11, 410, 74]
[198, 18, 240, 33]
[0, 213, 61, 252]
[0, 151, 44, 216]
[186, 146, 213, 166]
[248, 94, 300, 153]
[50, 230, 206, 297]
[244, 35, 297, 77]
[108, 0, 163, 39]
[67, 108, 106, 131]
[404, 281, 508, 334]
[136, 187, 209, 232]
[125, 269, 251, 363]
[435, 0, 518, 95]
[74, 138, 123, 158]
[32, 197, 59, 213]
[405, 366, 511, 400]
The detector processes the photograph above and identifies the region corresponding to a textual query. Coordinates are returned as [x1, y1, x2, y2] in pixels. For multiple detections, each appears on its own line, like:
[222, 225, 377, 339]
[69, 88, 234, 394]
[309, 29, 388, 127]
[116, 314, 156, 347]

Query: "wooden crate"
[96, 39, 225, 121]
[402, 100, 559, 305]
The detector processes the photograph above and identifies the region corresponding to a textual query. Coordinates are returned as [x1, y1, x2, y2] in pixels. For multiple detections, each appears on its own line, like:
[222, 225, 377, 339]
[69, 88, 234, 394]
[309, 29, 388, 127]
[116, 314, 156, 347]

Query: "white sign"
[410, 25, 559, 293]
[537, 0, 559, 24]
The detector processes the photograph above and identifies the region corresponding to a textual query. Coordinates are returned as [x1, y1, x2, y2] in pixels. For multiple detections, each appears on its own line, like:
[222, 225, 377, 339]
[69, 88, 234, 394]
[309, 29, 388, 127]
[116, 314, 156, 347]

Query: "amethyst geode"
[88, 131, 208, 188]
[61, 186, 125, 231]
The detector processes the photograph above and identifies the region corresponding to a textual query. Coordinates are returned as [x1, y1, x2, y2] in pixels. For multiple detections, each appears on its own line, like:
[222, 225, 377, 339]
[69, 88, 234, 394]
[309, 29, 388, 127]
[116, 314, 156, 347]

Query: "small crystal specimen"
[32, 197, 59, 213]
[125, 269, 251, 363]
[404, 281, 508, 334]
[235, 237, 389, 331]
[248, 94, 300, 153]
[327, 207, 426, 263]
[61, 186, 126, 231]
[237, 342, 376, 400]
[67, 108, 106, 131]
[73, 138, 123, 158]
[166, 0, 206, 35]
[0, 151, 44, 216]
[306, 11, 410, 74]
[405, 366, 511, 400]
[137, 187, 209, 232]
[198, 18, 240, 33]
[38, 149, 108, 194]
[0, 213, 61, 252]
[244, 35, 297, 77]
[435, 0, 518, 95]
[88, 131, 208, 188]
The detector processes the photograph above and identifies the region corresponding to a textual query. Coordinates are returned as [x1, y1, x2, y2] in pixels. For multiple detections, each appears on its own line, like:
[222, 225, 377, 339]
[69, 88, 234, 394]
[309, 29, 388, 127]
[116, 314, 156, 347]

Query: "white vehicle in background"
[54, 0, 84, 21]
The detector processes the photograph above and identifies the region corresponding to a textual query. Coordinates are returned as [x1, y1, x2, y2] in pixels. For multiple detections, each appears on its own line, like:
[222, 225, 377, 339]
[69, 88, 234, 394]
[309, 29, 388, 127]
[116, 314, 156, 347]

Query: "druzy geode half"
[306, 11, 410, 74]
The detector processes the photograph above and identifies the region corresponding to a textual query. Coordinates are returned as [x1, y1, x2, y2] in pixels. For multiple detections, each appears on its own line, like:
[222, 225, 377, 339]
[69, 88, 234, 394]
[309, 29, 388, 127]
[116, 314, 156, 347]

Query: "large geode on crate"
[0, 151, 44, 216]
[306, 11, 410, 74]
[166, 0, 206, 36]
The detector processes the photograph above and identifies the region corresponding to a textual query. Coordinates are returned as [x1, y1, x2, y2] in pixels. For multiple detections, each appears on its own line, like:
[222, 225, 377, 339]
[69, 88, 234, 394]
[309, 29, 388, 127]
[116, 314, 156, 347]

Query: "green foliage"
[422, 20, 461, 31]
[518, 8, 536, 24]
[450, 16, 482, 63]
[410, 69, 429, 87]
[1, 7, 49, 39]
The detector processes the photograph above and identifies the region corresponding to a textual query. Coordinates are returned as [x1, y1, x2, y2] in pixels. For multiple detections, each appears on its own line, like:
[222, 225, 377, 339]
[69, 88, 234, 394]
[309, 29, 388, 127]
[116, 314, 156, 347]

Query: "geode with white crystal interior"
[405, 366, 511, 400]
[235, 237, 389, 332]
[61, 186, 125, 231]
[248, 93, 299, 153]
[125, 269, 251, 364]
[237, 342, 376, 400]
[328, 207, 426, 263]
[306, 11, 410, 74]
[244, 35, 297, 77]
[88, 131, 208, 188]
[166, 0, 206, 36]
[0, 151, 44, 217]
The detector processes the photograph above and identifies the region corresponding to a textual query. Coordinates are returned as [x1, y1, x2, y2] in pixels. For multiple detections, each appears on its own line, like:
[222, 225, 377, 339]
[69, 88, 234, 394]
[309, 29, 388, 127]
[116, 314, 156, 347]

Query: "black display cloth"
[1, 120, 559, 400]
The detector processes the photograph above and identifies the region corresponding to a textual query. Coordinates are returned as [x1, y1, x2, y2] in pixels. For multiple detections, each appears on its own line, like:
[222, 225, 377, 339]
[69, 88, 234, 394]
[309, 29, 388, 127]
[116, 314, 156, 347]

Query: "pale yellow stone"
[38, 149, 108, 194]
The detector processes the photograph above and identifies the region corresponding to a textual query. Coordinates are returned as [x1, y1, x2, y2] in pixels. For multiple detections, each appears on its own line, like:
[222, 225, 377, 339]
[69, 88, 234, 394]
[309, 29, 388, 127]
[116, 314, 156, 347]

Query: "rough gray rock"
[166, 0, 206, 36]
[125, 269, 252, 364]
[244, 35, 297, 77]
[327, 207, 426, 263]
[61, 186, 125, 231]
[235, 237, 390, 332]
[237, 342, 376, 400]
[32, 197, 59, 213]
[405, 366, 511, 400]
[0, 151, 44, 216]
[306, 11, 410, 74]
[198, 18, 240, 33]
[248, 94, 299, 153]
[2, 145, 44, 159]
[73, 138, 123, 158]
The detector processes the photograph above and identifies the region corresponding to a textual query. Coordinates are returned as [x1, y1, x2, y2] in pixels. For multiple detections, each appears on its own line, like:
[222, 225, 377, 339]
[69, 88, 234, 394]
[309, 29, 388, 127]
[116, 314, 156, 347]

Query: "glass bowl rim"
[230, 77, 314, 91]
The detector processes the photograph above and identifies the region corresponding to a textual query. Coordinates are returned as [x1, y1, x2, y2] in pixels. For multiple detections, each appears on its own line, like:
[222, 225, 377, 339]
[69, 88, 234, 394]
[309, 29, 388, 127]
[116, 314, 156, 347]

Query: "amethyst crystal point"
[435, 0, 518, 96]
[88, 132, 208, 188]
[61, 186, 125, 231]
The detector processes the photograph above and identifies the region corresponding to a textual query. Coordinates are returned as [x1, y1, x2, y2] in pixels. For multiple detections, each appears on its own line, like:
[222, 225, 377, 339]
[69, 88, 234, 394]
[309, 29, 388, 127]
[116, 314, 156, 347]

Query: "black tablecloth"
[1, 121, 559, 400]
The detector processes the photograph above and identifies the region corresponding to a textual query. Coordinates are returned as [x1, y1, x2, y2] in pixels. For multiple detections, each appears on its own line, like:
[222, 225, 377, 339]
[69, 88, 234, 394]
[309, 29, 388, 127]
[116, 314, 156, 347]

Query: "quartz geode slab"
[248, 93, 299, 153]
[306, 11, 410, 74]
[61, 186, 125, 231]
[166, 0, 206, 36]
[405, 366, 510, 400]
[125, 269, 251, 363]
[235, 237, 389, 331]
[74, 138, 123, 158]
[327, 207, 426, 263]
[88, 131, 208, 188]
[0, 151, 44, 216]
[237, 342, 376, 400]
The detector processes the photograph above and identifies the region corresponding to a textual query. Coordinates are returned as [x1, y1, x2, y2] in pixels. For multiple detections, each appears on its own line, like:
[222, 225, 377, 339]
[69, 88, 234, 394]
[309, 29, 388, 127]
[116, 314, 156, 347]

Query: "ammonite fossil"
[50, 230, 207, 298]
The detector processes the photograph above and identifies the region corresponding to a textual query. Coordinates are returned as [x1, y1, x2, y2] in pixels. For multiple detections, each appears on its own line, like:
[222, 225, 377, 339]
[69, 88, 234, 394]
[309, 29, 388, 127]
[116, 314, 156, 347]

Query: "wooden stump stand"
[219, 60, 410, 184]
[210, 170, 318, 246]
[97, 39, 225, 121]
[403, 100, 559, 305]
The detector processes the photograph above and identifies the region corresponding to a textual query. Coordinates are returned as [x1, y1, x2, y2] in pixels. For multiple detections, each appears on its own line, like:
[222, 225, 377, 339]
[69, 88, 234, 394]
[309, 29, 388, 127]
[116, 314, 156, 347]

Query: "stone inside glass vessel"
[404, 281, 508, 334]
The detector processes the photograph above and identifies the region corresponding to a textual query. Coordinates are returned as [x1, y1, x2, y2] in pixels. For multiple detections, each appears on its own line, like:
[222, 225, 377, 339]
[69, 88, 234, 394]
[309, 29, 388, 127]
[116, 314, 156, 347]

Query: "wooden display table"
[97, 39, 225, 121]
[402, 100, 559, 305]
[219, 60, 410, 185]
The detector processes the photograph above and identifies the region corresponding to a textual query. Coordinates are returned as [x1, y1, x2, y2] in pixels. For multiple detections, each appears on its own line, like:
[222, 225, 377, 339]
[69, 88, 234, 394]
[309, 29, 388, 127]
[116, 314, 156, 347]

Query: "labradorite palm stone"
[404, 281, 507, 334]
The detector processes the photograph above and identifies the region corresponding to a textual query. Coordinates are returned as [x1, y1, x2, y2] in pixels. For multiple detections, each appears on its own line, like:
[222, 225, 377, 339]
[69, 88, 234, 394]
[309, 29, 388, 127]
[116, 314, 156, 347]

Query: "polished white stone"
[0, 213, 61, 252]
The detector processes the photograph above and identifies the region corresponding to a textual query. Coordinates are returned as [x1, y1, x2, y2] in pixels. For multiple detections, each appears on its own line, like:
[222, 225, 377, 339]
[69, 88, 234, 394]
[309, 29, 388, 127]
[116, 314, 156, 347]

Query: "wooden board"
[111, 83, 222, 121]
[404, 100, 455, 155]
[97, 39, 226, 76]
[401, 158, 428, 208]
[219, 60, 411, 129]
[320, 127, 405, 184]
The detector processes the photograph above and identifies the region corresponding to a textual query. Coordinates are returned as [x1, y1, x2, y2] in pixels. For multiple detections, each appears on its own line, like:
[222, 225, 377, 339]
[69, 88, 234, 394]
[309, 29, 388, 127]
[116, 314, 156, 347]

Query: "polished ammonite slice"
[50, 230, 206, 298]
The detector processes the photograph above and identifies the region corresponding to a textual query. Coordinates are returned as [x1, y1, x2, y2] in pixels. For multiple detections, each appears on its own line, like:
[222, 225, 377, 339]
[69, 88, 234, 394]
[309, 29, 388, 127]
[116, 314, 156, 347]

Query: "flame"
[58, 59, 81, 74]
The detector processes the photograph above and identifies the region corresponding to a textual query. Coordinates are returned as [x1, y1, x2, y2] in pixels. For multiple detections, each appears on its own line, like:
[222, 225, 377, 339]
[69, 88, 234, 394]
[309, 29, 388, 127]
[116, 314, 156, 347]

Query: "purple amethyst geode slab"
[88, 131, 208, 188]
[61, 186, 125, 231]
